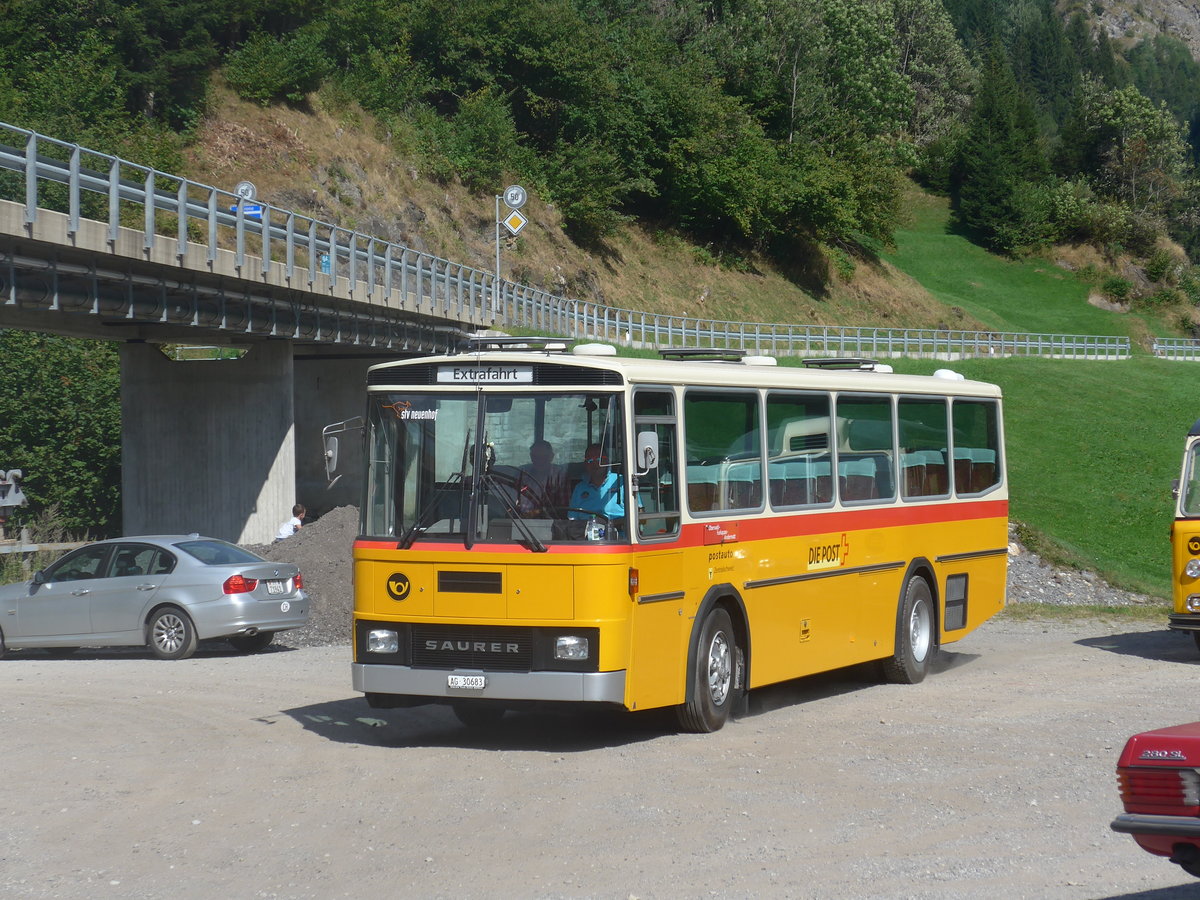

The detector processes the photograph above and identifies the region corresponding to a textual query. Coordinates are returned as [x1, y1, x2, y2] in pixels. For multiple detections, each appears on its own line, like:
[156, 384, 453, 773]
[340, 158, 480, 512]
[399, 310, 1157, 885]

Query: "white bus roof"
[367, 344, 1002, 398]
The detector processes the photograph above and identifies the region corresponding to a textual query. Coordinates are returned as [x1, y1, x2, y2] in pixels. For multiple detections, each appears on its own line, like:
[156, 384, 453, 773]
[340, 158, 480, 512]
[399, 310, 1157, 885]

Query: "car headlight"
[1187, 559, 1200, 580]
[554, 635, 589, 661]
[367, 629, 399, 653]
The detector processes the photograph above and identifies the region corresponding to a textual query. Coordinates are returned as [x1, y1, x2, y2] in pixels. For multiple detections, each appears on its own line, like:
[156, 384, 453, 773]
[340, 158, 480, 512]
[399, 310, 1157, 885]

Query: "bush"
[1102, 275, 1133, 302]
[224, 30, 332, 106]
[1144, 247, 1176, 283]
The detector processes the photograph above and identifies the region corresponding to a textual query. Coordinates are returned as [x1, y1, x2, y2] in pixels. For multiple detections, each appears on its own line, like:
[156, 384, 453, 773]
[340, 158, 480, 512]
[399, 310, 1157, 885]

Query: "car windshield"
[363, 389, 626, 546]
[174, 539, 264, 565]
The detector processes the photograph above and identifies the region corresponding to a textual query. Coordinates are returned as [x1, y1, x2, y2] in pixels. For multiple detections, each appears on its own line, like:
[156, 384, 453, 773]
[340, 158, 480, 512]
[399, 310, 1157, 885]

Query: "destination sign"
[437, 364, 533, 383]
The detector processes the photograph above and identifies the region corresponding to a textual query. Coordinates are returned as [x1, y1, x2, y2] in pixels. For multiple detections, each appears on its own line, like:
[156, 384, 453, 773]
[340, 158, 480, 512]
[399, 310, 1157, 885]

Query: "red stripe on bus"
[352, 499, 1007, 554]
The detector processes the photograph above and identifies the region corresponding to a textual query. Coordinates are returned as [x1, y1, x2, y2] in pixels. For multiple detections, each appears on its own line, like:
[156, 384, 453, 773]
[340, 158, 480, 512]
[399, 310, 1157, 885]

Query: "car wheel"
[882, 576, 936, 684]
[44, 647, 79, 658]
[146, 607, 198, 660]
[452, 702, 506, 727]
[0, 628, 6, 659]
[228, 632, 274, 653]
[676, 606, 738, 733]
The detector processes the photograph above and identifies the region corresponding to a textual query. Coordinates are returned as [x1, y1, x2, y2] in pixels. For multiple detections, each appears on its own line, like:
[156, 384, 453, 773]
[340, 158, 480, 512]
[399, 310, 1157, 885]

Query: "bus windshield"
[364, 390, 627, 545]
[1183, 441, 1200, 517]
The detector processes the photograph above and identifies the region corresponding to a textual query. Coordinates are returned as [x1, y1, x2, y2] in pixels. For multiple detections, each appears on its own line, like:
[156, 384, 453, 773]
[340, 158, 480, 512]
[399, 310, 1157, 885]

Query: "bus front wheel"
[677, 606, 737, 733]
[882, 576, 935, 685]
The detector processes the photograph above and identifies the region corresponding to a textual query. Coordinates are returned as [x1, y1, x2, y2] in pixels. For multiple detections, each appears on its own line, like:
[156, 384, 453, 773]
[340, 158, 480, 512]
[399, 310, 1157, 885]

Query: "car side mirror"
[32, 570, 45, 585]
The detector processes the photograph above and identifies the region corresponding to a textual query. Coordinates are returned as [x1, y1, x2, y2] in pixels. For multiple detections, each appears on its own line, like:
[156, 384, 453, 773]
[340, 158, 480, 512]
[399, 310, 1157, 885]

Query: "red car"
[1112, 723, 1200, 877]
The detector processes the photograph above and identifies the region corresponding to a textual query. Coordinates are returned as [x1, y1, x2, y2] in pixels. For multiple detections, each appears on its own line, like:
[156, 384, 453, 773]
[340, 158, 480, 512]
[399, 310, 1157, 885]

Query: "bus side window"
[765, 391, 833, 509]
[899, 397, 950, 499]
[838, 395, 896, 504]
[952, 400, 1002, 494]
[684, 390, 762, 514]
[634, 390, 681, 539]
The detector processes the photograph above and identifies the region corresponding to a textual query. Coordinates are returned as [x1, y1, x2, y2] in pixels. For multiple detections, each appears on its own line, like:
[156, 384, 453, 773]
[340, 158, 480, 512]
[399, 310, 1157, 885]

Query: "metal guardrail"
[1153, 338, 1200, 360]
[0, 120, 1136, 359]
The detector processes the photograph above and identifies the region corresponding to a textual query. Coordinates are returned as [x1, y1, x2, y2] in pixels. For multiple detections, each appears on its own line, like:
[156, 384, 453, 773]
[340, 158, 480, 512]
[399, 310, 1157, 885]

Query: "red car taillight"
[222, 574, 259, 594]
[294, 572, 303, 590]
[1118, 766, 1200, 813]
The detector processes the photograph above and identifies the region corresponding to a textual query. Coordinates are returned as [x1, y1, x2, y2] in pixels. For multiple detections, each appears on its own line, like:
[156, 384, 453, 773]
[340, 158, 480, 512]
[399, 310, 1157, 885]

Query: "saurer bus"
[346, 337, 1008, 731]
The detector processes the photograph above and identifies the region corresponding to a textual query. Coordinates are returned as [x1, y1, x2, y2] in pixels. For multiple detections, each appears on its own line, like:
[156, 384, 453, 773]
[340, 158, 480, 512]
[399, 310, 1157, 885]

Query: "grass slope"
[885, 191, 1144, 337]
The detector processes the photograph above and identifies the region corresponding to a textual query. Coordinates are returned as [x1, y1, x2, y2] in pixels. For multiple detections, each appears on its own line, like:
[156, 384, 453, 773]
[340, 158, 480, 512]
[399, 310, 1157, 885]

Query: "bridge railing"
[0, 121, 1135, 359]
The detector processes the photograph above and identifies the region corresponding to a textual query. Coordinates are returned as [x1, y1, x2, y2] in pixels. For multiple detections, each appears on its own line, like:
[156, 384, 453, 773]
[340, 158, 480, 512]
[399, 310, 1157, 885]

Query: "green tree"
[1060, 76, 1190, 217]
[0, 332, 121, 535]
[954, 49, 1049, 253]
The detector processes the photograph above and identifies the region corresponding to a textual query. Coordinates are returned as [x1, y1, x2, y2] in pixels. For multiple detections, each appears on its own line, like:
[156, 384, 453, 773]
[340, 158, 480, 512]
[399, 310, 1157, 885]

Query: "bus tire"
[676, 606, 737, 733]
[882, 576, 935, 685]
[1191, 632, 1200, 655]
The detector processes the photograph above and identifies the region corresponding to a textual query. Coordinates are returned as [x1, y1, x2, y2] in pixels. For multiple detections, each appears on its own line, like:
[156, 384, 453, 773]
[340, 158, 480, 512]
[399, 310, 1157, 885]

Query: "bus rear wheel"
[882, 576, 935, 685]
[677, 606, 737, 733]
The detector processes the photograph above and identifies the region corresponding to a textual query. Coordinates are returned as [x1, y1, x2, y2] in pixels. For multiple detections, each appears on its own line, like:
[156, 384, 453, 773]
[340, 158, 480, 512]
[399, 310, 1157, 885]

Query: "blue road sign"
[228, 203, 263, 220]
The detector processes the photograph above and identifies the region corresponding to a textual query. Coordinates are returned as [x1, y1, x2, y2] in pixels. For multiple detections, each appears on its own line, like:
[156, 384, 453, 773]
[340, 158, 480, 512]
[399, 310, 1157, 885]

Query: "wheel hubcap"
[909, 599, 932, 663]
[706, 631, 732, 705]
[154, 615, 185, 653]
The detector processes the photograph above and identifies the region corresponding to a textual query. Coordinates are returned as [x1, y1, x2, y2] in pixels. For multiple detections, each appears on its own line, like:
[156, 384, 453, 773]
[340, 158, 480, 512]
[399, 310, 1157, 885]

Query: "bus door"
[626, 389, 688, 710]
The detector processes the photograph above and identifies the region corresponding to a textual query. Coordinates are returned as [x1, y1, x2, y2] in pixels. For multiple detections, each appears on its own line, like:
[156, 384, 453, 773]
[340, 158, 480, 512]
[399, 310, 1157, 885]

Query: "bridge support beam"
[119, 341, 295, 545]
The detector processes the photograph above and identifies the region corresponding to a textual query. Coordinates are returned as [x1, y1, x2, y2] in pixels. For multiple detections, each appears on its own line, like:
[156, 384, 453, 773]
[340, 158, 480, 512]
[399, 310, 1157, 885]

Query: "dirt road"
[2, 615, 1199, 899]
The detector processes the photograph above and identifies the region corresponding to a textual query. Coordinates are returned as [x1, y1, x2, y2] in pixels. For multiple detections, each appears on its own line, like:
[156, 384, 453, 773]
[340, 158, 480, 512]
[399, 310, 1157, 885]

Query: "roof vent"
[933, 368, 965, 381]
[742, 355, 777, 366]
[572, 342, 618, 357]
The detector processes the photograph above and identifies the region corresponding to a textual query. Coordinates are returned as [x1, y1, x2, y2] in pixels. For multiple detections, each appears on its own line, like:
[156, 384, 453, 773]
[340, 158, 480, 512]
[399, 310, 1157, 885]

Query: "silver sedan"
[0, 535, 309, 659]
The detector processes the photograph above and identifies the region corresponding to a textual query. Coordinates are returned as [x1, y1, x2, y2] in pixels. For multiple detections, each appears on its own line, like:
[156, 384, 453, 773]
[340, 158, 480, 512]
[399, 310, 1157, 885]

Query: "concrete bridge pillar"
[119, 342, 296, 545]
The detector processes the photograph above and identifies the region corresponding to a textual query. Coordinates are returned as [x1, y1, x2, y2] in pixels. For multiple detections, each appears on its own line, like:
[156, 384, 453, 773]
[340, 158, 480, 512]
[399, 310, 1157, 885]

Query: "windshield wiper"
[477, 467, 548, 553]
[398, 472, 466, 550]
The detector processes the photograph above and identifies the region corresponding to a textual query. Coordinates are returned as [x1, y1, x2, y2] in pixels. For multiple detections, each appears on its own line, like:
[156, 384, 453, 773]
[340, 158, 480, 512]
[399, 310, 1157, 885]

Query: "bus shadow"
[279, 696, 679, 751]
[281, 649, 983, 749]
[1097, 885, 1200, 899]
[1077, 628, 1198, 664]
[745, 647, 980, 719]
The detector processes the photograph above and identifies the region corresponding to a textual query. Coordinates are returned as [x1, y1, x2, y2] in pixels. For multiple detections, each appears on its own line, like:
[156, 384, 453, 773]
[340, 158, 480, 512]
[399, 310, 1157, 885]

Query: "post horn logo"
[1189, 537, 1200, 555]
[386, 573, 411, 601]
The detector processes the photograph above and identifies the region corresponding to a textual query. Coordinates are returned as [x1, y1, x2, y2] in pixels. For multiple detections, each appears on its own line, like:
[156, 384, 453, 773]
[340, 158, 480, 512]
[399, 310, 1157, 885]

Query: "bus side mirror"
[324, 436, 339, 478]
[1173, 478, 1181, 500]
[636, 431, 659, 474]
[322, 417, 364, 487]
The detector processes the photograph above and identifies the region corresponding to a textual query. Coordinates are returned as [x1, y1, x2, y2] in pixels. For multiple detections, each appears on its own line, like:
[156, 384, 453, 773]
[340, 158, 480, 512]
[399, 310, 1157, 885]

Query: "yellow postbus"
[349, 338, 1008, 731]
[1170, 421, 1200, 650]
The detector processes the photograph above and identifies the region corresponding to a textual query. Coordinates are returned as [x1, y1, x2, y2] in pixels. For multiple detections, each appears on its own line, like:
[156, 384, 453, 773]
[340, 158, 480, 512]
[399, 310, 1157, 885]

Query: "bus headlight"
[368, 629, 399, 653]
[1187, 559, 1200, 580]
[1188, 595, 1200, 612]
[555, 635, 589, 661]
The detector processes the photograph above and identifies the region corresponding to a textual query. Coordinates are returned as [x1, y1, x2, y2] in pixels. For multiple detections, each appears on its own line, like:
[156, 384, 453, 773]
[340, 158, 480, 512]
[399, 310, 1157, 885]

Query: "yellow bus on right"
[1170, 420, 1200, 650]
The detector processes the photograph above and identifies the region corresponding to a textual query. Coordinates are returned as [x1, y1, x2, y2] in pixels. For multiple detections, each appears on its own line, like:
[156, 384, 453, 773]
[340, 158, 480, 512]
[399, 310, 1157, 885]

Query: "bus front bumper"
[352, 663, 627, 705]
[1169, 614, 1200, 633]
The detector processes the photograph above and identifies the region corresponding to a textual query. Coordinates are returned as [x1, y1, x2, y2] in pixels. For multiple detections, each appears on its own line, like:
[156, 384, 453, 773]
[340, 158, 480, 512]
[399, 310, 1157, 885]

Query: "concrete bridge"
[0, 124, 512, 544]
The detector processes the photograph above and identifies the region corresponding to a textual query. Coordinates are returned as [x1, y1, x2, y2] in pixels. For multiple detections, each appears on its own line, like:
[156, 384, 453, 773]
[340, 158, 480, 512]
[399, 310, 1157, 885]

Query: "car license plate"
[266, 580, 285, 595]
[447, 674, 486, 690]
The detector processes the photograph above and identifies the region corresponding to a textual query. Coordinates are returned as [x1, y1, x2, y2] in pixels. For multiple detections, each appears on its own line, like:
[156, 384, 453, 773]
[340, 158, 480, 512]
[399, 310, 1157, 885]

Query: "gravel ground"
[3, 513, 1193, 899]
[253, 510, 1164, 650]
